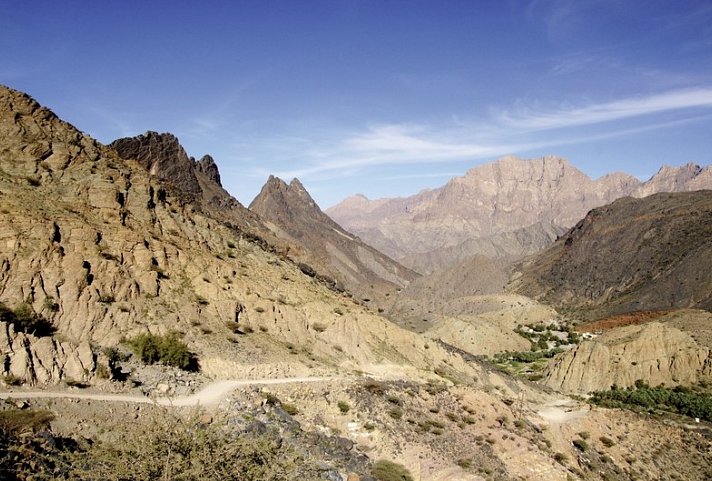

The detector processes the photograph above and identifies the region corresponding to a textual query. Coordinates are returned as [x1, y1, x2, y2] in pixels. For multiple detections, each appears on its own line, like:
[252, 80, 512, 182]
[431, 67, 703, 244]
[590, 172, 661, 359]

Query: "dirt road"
[0, 376, 336, 407]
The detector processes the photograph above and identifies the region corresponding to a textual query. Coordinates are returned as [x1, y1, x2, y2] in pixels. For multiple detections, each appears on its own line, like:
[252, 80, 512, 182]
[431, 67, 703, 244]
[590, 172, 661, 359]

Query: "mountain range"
[3, 83, 712, 481]
[327, 155, 712, 271]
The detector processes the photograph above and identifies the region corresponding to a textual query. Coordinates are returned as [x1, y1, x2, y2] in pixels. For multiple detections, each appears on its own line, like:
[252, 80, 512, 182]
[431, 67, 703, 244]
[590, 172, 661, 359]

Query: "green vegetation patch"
[125, 332, 196, 371]
[372, 459, 414, 481]
[590, 381, 712, 422]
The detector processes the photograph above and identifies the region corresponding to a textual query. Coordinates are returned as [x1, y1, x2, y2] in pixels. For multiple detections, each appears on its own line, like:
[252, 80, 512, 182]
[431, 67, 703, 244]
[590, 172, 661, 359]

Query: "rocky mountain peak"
[250, 176, 321, 221]
[110, 131, 202, 198]
[195, 154, 222, 186]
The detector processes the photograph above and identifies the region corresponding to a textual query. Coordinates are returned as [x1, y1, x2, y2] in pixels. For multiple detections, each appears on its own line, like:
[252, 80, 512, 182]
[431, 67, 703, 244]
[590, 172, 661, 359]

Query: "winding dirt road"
[0, 376, 337, 407]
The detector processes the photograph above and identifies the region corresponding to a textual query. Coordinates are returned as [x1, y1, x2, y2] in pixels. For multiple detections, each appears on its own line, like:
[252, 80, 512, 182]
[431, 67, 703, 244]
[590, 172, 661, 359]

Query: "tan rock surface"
[544, 322, 712, 394]
[327, 155, 712, 262]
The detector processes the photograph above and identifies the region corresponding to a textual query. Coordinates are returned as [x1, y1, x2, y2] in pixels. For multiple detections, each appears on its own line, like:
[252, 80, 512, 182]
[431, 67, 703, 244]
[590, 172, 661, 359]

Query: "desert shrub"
[281, 403, 299, 415]
[125, 332, 195, 370]
[572, 439, 588, 451]
[388, 407, 403, 420]
[363, 379, 387, 394]
[554, 452, 568, 463]
[65, 409, 317, 481]
[338, 400, 351, 414]
[600, 436, 616, 447]
[0, 302, 55, 337]
[372, 459, 414, 481]
[0, 409, 54, 436]
[456, 458, 472, 469]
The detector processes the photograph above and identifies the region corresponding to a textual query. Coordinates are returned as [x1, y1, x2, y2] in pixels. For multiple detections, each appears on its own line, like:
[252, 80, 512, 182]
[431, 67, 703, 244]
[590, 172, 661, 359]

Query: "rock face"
[249, 176, 417, 302]
[544, 321, 712, 394]
[0, 84, 476, 385]
[400, 221, 566, 275]
[110, 132, 203, 199]
[195, 154, 221, 186]
[511, 190, 712, 318]
[327, 155, 712, 261]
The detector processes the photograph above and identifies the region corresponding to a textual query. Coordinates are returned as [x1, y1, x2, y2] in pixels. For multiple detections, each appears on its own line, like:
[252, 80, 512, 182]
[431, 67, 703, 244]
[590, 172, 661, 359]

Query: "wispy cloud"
[496, 87, 712, 130]
[243, 86, 712, 182]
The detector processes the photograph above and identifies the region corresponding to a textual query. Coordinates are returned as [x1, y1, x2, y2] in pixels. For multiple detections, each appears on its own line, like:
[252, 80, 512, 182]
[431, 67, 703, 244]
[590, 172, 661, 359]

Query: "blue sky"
[2, 1, 712, 208]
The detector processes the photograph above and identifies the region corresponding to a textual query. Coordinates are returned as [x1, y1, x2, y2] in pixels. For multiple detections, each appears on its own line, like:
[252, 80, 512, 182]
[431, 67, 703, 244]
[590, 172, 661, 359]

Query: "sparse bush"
[600, 436, 616, 447]
[572, 438, 588, 451]
[456, 458, 472, 469]
[64, 408, 316, 481]
[372, 459, 414, 481]
[338, 400, 351, 414]
[125, 332, 195, 371]
[0, 302, 55, 336]
[388, 407, 403, 420]
[281, 403, 299, 415]
[554, 452, 568, 464]
[0, 408, 54, 435]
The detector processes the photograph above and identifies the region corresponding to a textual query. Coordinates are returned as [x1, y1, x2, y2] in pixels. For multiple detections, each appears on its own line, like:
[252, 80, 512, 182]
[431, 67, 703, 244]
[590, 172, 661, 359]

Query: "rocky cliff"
[511, 190, 712, 318]
[0, 84, 476, 385]
[249, 176, 417, 303]
[544, 317, 712, 394]
[327, 155, 712, 261]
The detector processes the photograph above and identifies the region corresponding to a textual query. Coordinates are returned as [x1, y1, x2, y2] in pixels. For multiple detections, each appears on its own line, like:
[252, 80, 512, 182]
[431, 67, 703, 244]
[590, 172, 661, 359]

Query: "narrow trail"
[0, 376, 338, 407]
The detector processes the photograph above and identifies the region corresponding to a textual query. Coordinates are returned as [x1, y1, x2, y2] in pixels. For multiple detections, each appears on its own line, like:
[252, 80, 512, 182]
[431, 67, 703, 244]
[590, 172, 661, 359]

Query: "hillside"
[544, 310, 712, 394]
[0, 84, 471, 385]
[249, 176, 417, 303]
[511, 190, 712, 318]
[400, 221, 566, 275]
[327, 155, 712, 262]
[3, 84, 712, 481]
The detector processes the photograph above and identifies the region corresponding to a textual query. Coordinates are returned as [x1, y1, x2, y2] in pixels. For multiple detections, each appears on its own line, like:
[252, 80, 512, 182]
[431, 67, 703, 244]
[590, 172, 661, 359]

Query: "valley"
[1, 84, 712, 481]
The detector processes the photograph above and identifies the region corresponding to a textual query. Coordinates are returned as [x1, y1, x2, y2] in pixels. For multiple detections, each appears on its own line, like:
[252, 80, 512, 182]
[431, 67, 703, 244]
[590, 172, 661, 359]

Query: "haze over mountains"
[327, 155, 712, 272]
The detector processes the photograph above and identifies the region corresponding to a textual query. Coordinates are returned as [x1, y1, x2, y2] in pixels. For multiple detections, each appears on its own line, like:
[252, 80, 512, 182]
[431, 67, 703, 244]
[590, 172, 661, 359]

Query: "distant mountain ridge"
[327, 155, 712, 261]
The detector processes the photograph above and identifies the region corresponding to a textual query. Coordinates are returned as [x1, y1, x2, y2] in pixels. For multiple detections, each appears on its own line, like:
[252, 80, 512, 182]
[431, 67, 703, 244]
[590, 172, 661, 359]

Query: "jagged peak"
[195, 154, 222, 187]
[110, 131, 202, 198]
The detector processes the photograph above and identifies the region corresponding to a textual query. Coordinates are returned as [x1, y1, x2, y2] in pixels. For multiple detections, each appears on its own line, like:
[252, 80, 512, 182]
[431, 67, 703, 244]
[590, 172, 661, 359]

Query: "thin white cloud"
[497, 87, 712, 130]
[242, 86, 712, 182]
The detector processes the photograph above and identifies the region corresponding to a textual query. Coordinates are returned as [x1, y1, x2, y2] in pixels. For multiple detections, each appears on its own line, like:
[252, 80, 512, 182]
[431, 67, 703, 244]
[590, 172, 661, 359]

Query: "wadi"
[0, 84, 711, 481]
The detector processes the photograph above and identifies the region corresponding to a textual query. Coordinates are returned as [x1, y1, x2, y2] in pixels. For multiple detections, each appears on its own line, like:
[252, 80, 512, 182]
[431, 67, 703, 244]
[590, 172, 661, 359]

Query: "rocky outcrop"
[511, 190, 712, 318]
[195, 154, 221, 186]
[249, 176, 418, 303]
[0, 322, 95, 385]
[327, 156, 712, 261]
[632, 163, 712, 198]
[0, 84, 477, 385]
[110, 131, 203, 199]
[544, 322, 712, 394]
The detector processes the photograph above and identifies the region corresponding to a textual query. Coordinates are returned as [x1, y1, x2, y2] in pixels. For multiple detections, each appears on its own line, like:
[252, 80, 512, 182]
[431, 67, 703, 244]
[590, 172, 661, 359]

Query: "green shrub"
[372, 459, 414, 481]
[600, 436, 616, 447]
[281, 403, 299, 415]
[125, 332, 195, 370]
[572, 439, 588, 451]
[338, 400, 351, 414]
[388, 407, 403, 420]
[0, 408, 54, 435]
[0, 302, 55, 336]
[554, 452, 568, 463]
